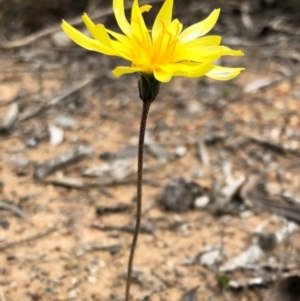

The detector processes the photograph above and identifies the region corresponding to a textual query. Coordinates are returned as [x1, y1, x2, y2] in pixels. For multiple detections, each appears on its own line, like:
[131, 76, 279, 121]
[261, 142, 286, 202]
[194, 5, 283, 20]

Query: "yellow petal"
[107, 29, 134, 47]
[152, 0, 174, 42]
[175, 45, 243, 62]
[179, 9, 220, 43]
[174, 47, 222, 62]
[82, 14, 112, 47]
[160, 62, 213, 78]
[131, 0, 151, 46]
[219, 47, 244, 56]
[61, 20, 116, 55]
[167, 19, 183, 37]
[112, 66, 142, 77]
[154, 68, 173, 82]
[206, 65, 245, 81]
[107, 29, 139, 58]
[177, 35, 221, 50]
[82, 13, 97, 39]
[94, 24, 114, 47]
[113, 0, 132, 36]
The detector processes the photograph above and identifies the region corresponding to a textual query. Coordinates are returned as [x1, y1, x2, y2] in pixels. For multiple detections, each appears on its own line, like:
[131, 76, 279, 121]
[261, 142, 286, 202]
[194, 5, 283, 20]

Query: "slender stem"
[125, 100, 151, 301]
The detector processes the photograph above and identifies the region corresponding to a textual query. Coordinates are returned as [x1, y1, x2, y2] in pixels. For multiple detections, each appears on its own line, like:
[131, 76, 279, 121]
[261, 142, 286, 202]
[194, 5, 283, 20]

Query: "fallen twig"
[151, 269, 172, 288]
[96, 203, 133, 215]
[91, 223, 154, 234]
[34, 145, 93, 180]
[240, 174, 300, 223]
[248, 136, 300, 156]
[44, 176, 159, 188]
[0, 200, 25, 218]
[20, 77, 94, 121]
[0, 225, 60, 251]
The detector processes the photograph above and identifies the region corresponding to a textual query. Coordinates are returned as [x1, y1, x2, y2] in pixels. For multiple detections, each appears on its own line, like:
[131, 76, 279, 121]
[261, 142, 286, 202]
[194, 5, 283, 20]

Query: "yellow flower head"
[62, 0, 244, 83]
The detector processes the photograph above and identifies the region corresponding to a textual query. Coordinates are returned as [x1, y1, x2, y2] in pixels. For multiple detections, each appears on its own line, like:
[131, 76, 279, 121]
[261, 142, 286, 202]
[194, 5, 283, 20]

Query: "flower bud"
[138, 73, 161, 103]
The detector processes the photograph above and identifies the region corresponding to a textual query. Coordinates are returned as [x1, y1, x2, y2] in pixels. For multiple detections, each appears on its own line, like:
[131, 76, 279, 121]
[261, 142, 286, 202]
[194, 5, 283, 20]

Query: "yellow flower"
[62, 0, 244, 83]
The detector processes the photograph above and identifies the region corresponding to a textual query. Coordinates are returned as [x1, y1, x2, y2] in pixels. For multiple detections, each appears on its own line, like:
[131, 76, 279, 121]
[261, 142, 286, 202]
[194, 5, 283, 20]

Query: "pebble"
[68, 289, 77, 300]
[240, 210, 254, 219]
[99, 152, 113, 161]
[65, 259, 79, 270]
[49, 125, 64, 146]
[26, 137, 38, 148]
[0, 220, 10, 230]
[188, 101, 202, 115]
[194, 196, 210, 208]
[45, 287, 53, 293]
[55, 115, 77, 128]
[87, 265, 99, 276]
[87, 276, 97, 283]
[200, 249, 222, 267]
[175, 146, 187, 157]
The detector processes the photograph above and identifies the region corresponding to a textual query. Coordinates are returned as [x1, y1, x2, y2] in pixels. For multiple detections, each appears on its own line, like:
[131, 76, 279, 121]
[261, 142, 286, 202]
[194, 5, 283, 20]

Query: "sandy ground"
[1, 2, 300, 301]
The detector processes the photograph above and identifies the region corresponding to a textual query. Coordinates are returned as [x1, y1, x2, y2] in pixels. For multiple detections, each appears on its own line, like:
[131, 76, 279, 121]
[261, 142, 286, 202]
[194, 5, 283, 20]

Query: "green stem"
[125, 100, 151, 301]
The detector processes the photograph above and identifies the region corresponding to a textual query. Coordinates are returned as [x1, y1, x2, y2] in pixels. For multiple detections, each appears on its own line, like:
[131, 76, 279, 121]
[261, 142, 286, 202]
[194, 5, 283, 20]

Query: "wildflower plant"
[62, 0, 244, 299]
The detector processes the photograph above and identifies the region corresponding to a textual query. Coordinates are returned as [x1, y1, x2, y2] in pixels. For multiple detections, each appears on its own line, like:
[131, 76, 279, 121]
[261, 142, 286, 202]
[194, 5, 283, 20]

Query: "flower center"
[130, 18, 180, 71]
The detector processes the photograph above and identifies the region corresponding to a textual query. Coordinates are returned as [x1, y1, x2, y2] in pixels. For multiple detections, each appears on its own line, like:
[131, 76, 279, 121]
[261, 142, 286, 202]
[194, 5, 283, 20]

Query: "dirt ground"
[1, 1, 300, 301]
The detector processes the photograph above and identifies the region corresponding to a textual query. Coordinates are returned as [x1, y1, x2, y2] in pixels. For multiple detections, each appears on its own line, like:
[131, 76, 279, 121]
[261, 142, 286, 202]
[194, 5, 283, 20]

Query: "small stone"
[57, 295, 67, 301]
[0, 220, 10, 230]
[45, 287, 53, 293]
[200, 249, 222, 267]
[110, 244, 121, 255]
[257, 232, 277, 252]
[175, 146, 187, 157]
[159, 177, 204, 212]
[98, 152, 113, 161]
[9, 155, 30, 176]
[87, 276, 97, 283]
[68, 289, 77, 300]
[194, 196, 210, 208]
[188, 101, 202, 115]
[65, 259, 79, 271]
[71, 278, 79, 286]
[49, 125, 64, 146]
[26, 137, 38, 148]
[87, 265, 99, 276]
[75, 248, 84, 257]
[240, 210, 254, 219]
[55, 115, 77, 128]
